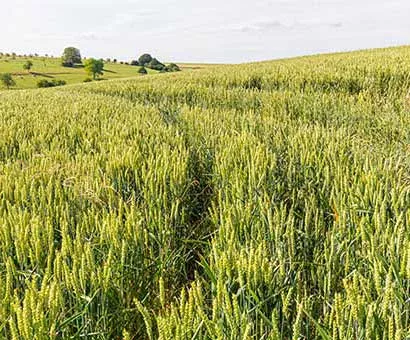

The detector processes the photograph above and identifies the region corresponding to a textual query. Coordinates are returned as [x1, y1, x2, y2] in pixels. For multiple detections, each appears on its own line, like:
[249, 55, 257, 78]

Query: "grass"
[1, 45, 410, 339]
[0, 57, 160, 89]
[0, 57, 223, 90]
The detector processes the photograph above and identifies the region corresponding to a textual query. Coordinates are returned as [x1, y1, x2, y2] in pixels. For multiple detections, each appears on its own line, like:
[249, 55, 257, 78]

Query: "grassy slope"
[0, 57, 161, 89]
[1, 46, 410, 339]
[0, 57, 224, 90]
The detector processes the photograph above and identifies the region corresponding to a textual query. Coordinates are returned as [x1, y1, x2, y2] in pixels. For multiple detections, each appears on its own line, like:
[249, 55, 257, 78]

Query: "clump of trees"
[37, 79, 66, 88]
[0, 73, 16, 89]
[62, 47, 82, 67]
[146, 58, 165, 71]
[134, 54, 181, 73]
[84, 58, 104, 80]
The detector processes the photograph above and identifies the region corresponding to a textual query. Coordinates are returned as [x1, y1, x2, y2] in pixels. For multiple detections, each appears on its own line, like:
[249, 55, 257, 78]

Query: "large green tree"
[138, 54, 153, 66]
[84, 58, 104, 80]
[62, 47, 82, 67]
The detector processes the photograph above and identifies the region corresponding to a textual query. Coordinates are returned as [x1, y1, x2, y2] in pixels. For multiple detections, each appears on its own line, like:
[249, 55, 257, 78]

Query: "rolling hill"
[0, 56, 216, 90]
[1, 46, 410, 339]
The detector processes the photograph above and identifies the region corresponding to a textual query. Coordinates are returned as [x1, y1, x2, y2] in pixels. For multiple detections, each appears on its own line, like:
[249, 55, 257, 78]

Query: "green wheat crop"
[1, 46, 410, 339]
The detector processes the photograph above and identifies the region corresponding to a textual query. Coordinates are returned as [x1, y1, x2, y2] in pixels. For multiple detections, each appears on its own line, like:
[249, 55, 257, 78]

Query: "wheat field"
[1, 46, 410, 339]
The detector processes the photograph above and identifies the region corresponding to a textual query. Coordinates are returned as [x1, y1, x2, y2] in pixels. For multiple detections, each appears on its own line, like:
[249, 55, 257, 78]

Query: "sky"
[2, 0, 410, 63]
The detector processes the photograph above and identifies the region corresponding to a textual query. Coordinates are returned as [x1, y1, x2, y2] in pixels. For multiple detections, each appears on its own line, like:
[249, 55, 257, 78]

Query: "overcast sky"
[2, 0, 410, 63]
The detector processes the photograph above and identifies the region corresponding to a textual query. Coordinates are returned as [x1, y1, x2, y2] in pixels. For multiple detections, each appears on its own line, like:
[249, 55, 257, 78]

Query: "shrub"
[37, 79, 52, 88]
[166, 63, 181, 72]
[83, 77, 93, 83]
[37, 79, 67, 88]
[131, 60, 139, 66]
[138, 66, 148, 75]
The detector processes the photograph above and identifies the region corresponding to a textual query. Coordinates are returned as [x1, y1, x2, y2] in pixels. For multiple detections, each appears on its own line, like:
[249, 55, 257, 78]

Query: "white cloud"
[230, 18, 343, 34]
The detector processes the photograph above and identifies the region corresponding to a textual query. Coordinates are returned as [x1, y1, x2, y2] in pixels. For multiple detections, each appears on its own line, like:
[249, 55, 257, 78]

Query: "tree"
[84, 58, 104, 80]
[138, 54, 152, 66]
[23, 60, 33, 72]
[0, 73, 16, 89]
[130, 60, 139, 66]
[62, 47, 82, 67]
[146, 58, 165, 71]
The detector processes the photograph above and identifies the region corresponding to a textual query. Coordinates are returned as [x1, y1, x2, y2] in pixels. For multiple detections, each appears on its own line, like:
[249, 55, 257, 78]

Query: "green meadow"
[0, 56, 195, 89]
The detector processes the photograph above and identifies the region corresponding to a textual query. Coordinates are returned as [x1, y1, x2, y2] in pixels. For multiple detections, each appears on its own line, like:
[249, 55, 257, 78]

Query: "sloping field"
[0, 57, 160, 89]
[1, 46, 410, 339]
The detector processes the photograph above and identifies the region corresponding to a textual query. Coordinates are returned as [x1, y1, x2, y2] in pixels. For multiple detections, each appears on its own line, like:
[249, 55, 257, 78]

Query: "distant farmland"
[0, 56, 204, 90]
